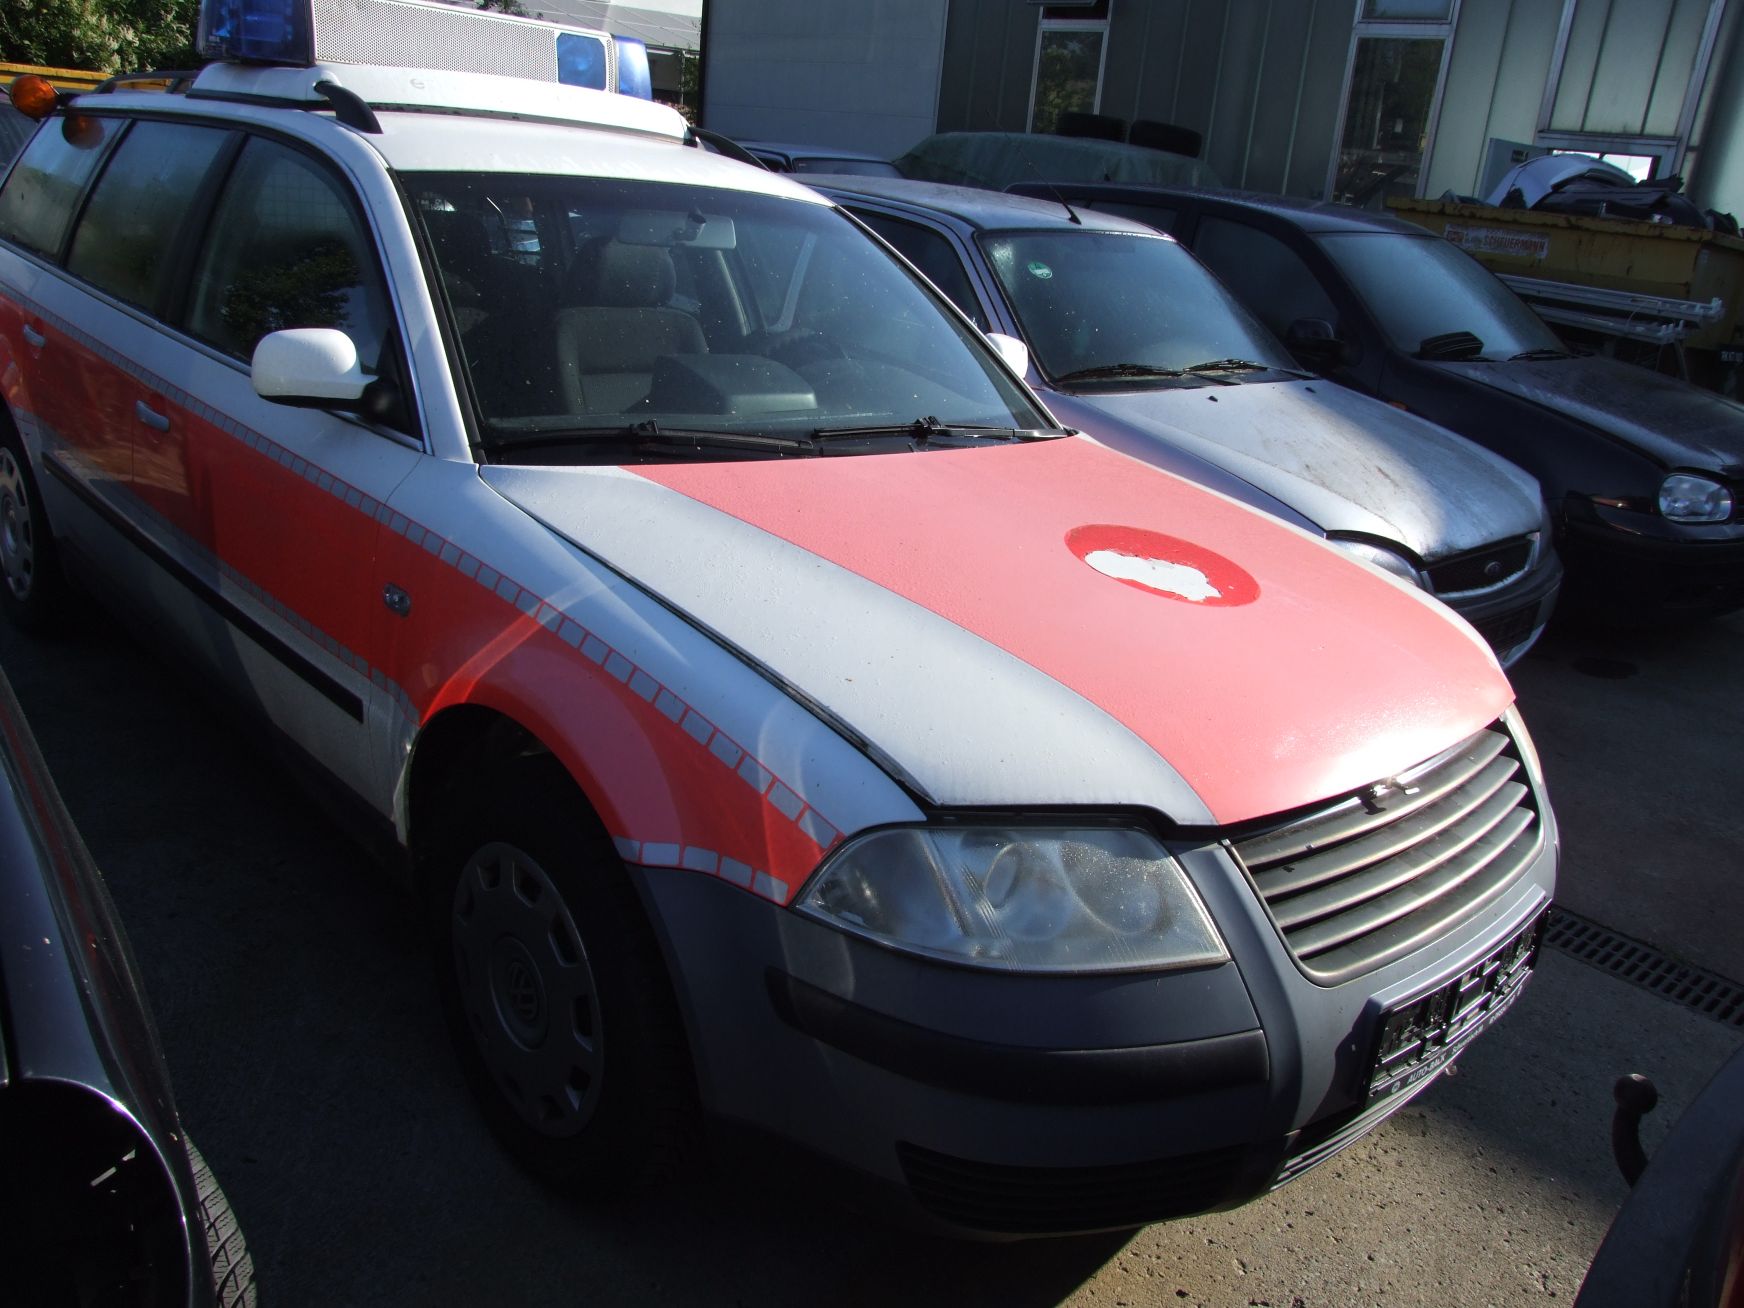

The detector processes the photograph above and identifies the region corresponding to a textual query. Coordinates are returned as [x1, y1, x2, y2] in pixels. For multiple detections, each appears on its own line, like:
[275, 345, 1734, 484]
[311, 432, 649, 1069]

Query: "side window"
[1087, 201, 1179, 234]
[1192, 217, 1337, 339]
[66, 121, 231, 312]
[187, 138, 395, 379]
[0, 114, 116, 260]
[849, 210, 988, 329]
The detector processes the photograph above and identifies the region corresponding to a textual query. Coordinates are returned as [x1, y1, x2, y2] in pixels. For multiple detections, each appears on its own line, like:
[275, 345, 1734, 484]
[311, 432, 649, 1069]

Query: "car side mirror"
[985, 331, 1030, 378]
[1285, 317, 1356, 369]
[252, 328, 400, 421]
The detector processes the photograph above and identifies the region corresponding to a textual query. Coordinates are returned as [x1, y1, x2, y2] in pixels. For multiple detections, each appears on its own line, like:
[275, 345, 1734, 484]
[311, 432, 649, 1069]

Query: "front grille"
[1425, 539, 1532, 595]
[896, 1141, 1248, 1234]
[1467, 600, 1539, 655]
[1229, 725, 1544, 985]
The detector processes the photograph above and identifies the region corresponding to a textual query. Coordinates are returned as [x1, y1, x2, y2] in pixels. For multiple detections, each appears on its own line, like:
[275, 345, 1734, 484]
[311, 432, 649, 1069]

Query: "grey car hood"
[1433, 354, 1744, 475]
[1045, 378, 1545, 561]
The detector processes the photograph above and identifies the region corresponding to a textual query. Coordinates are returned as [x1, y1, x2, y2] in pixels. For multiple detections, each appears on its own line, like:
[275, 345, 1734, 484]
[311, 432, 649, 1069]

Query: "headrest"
[423, 209, 492, 274]
[590, 241, 677, 307]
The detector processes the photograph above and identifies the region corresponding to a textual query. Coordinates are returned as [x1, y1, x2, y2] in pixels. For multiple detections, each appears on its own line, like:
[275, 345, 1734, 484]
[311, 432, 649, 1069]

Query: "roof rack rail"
[92, 69, 200, 95]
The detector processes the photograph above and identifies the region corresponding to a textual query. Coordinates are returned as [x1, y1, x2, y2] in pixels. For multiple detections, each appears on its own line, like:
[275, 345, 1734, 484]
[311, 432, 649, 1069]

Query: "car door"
[159, 133, 423, 802]
[0, 113, 174, 570]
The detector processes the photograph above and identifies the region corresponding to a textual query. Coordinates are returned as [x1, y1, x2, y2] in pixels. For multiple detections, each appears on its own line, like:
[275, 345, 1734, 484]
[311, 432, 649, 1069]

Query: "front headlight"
[797, 825, 1229, 973]
[1331, 539, 1426, 589]
[1659, 473, 1733, 523]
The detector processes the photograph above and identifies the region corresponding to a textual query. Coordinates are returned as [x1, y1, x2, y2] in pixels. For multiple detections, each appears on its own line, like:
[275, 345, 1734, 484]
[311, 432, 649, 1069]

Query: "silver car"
[815, 177, 1562, 665]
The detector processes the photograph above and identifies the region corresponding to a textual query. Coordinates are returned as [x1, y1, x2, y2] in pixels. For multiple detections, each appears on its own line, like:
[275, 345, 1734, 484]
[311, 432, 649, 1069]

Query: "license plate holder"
[1365, 909, 1546, 1104]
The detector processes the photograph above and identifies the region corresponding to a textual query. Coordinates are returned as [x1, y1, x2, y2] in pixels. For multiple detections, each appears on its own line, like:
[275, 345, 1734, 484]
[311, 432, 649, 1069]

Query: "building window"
[1328, 1, 1460, 208]
[1028, 1, 1113, 136]
[1532, 0, 1726, 181]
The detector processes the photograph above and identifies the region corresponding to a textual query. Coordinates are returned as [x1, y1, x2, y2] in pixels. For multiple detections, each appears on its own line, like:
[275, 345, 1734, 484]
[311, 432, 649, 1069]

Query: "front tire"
[0, 419, 66, 632]
[431, 761, 697, 1196]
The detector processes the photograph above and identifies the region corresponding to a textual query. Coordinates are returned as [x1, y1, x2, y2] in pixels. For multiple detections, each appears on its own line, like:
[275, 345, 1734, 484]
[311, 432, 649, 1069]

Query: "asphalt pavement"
[1, 604, 1738, 1307]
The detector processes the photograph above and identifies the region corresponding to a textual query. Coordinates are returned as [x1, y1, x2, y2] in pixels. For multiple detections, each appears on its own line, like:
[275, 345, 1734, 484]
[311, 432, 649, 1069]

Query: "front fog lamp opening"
[1658, 473, 1733, 524]
[797, 826, 1229, 973]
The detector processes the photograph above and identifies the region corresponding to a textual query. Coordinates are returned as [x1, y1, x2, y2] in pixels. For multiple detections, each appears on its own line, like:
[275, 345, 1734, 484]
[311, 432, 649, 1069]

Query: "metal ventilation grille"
[1425, 538, 1533, 596]
[1230, 725, 1543, 985]
[310, 0, 614, 88]
[1547, 908, 1744, 1028]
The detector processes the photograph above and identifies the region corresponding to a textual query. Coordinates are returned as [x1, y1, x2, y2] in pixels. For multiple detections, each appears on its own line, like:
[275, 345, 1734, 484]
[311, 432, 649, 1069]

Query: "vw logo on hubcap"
[489, 937, 548, 1046]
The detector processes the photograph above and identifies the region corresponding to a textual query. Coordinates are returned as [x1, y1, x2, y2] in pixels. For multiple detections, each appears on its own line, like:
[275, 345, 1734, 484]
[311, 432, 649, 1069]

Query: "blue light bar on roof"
[199, 0, 314, 65]
[195, 0, 653, 99]
[613, 37, 651, 100]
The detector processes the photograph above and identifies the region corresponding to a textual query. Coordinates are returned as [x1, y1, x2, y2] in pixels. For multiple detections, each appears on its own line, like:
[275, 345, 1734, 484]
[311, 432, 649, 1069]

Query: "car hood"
[1431, 354, 1744, 475]
[482, 437, 1511, 827]
[1044, 379, 1544, 561]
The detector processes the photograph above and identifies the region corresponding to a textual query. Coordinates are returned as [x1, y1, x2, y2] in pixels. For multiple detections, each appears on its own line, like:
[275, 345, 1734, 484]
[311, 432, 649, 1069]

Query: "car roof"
[1013, 181, 1436, 236]
[72, 67, 826, 200]
[808, 174, 1161, 236]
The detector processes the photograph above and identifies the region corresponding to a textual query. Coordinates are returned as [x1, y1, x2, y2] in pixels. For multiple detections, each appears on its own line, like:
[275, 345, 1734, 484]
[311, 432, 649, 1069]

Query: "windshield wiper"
[484, 420, 818, 457]
[1509, 347, 1575, 361]
[1052, 362, 1187, 383]
[811, 415, 1059, 444]
[1182, 357, 1273, 374]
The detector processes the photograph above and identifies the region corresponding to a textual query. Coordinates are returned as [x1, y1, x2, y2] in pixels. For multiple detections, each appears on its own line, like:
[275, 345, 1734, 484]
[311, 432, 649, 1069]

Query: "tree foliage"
[0, 0, 202, 75]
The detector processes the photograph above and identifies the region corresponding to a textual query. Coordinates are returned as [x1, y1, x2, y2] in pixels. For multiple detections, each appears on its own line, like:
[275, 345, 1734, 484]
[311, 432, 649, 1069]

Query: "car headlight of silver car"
[796, 825, 1229, 973]
[1658, 473, 1733, 524]
[1331, 539, 1426, 589]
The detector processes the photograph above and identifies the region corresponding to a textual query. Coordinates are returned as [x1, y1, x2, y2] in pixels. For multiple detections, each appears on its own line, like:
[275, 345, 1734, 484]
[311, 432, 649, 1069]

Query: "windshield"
[979, 230, 1298, 385]
[407, 174, 1047, 455]
[1316, 232, 1564, 359]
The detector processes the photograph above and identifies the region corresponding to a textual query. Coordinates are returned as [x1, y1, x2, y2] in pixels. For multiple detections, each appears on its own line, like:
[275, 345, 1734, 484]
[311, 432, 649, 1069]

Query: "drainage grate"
[1546, 907, 1744, 1029]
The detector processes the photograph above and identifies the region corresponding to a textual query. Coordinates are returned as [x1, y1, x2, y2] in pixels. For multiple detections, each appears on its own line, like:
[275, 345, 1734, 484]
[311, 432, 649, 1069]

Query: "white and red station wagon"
[0, 20, 1555, 1237]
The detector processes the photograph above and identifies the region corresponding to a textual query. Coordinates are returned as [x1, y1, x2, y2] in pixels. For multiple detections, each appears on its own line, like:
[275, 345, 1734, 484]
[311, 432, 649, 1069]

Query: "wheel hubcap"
[0, 450, 36, 602]
[451, 842, 603, 1137]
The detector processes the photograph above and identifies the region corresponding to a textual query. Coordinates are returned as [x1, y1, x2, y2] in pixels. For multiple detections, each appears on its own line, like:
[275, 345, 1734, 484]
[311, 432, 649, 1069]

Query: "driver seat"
[554, 242, 707, 413]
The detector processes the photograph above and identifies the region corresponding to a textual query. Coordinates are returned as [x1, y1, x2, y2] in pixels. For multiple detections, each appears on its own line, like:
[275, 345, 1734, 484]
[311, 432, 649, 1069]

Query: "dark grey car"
[814, 176, 1561, 665]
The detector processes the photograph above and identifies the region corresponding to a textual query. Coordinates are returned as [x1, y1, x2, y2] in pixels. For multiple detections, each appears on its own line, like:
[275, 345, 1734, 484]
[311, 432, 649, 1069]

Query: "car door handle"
[134, 400, 170, 433]
[21, 324, 45, 349]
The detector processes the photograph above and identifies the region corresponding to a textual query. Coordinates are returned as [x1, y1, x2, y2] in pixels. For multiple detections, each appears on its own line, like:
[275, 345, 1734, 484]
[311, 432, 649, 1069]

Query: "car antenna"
[1011, 133, 1081, 224]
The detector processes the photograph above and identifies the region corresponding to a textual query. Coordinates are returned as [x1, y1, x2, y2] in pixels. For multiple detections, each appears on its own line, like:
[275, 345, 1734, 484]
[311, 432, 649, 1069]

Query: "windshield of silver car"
[979, 230, 1299, 385]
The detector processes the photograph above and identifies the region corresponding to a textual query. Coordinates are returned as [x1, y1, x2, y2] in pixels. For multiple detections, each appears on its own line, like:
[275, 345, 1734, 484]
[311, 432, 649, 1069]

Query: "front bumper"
[1559, 497, 1744, 619]
[1440, 548, 1563, 667]
[634, 783, 1558, 1237]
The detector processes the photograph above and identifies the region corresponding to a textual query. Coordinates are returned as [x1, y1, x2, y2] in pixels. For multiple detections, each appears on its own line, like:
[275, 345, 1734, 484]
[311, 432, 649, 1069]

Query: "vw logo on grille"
[1483, 560, 1504, 580]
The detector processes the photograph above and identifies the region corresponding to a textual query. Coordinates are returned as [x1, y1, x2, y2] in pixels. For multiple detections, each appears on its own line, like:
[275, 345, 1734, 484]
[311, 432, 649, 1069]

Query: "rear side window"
[66, 121, 231, 312]
[0, 115, 115, 260]
[1193, 216, 1338, 339]
[186, 137, 395, 375]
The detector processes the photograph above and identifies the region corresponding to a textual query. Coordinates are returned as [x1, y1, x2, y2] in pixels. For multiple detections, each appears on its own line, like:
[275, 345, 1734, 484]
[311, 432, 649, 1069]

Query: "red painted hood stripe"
[634, 439, 1512, 824]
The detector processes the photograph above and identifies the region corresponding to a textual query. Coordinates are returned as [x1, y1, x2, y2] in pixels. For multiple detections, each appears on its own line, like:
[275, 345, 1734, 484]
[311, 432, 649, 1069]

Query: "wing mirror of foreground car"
[1285, 317, 1358, 370]
[985, 331, 1030, 378]
[252, 327, 402, 422]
